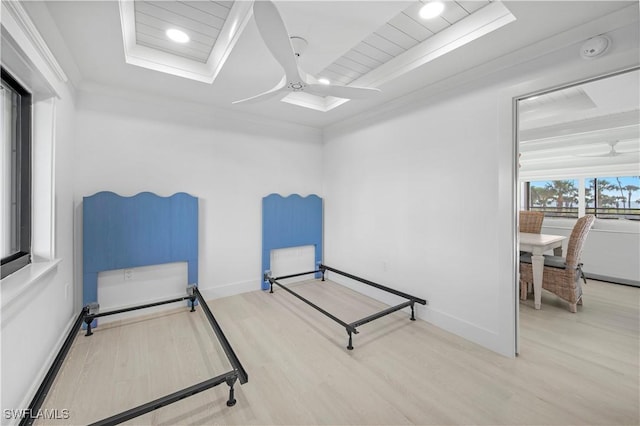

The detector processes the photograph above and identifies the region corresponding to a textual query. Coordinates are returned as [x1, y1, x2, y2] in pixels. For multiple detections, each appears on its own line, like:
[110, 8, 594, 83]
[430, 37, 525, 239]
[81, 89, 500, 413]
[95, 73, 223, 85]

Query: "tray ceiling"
[42, 0, 638, 128]
[318, 0, 490, 86]
[120, 0, 252, 83]
[119, 0, 515, 111]
[134, 1, 233, 63]
[283, 1, 515, 111]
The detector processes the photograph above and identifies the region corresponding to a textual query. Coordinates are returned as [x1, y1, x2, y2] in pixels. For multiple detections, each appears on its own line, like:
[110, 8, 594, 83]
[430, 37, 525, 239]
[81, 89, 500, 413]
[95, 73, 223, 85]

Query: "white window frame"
[0, 0, 67, 300]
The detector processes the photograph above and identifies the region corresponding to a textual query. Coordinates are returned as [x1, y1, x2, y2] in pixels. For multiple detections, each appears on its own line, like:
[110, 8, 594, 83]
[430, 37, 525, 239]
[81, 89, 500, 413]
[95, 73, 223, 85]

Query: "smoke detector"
[580, 35, 610, 59]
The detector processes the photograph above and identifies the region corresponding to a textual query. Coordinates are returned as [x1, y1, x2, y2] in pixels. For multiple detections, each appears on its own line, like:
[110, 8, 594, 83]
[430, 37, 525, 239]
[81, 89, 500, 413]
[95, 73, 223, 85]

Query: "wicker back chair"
[519, 210, 544, 234]
[520, 215, 596, 312]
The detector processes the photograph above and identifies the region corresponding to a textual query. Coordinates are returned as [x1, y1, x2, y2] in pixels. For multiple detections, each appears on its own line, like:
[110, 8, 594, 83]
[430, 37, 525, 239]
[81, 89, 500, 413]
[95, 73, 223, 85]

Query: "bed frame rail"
[20, 286, 247, 426]
[266, 270, 357, 337]
[194, 287, 248, 385]
[265, 264, 426, 350]
[19, 307, 89, 426]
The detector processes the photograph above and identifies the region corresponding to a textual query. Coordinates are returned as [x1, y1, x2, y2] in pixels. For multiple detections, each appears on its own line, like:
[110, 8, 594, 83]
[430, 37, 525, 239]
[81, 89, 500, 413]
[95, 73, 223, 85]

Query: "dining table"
[519, 232, 567, 309]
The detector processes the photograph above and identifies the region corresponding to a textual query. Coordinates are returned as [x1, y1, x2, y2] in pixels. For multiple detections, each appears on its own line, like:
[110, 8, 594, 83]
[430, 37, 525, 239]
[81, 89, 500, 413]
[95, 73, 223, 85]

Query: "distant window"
[1, 68, 32, 279]
[586, 176, 640, 220]
[528, 179, 579, 218]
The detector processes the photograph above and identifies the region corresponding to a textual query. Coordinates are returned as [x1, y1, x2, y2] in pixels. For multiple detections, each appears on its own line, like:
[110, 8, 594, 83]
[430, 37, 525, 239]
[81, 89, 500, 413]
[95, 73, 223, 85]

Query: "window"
[586, 176, 640, 220]
[528, 179, 579, 218]
[526, 176, 640, 220]
[1, 68, 32, 279]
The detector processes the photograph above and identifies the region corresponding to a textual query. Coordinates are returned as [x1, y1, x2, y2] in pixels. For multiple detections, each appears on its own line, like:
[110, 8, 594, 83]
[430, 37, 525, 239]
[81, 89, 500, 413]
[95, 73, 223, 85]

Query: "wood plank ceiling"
[123, 0, 512, 105]
[134, 0, 233, 63]
[319, 0, 491, 85]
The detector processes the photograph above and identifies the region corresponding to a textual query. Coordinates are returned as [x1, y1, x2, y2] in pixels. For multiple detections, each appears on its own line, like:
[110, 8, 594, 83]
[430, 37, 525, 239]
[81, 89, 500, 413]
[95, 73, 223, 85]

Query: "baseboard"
[13, 313, 78, 426]
[585, 273, 639, 287]
[328, 274, 510, 357]
[420, 306, 508, 357]
[198, 279, 260, 300]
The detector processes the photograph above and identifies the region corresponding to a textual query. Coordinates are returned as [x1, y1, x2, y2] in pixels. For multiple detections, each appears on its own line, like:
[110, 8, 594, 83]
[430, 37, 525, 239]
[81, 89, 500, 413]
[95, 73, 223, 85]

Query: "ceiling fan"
[232, 0, 381, 105]
[578, 141, 639, 158]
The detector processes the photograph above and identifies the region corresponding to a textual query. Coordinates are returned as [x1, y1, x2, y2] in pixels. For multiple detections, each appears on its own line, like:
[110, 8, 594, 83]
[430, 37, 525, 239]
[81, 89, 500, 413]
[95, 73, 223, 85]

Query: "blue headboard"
[261, 193, 323, 290]
[83, 192, 198, 307]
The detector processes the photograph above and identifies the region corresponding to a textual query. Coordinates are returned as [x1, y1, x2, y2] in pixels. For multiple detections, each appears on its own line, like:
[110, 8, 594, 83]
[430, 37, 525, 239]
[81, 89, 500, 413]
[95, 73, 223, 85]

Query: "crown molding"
[324, 3, 640, 138]
[77, 81, 323, 143]
[118, 0, 252, 83]
[519, 161, 640, 181]
[1, 0, 68, 84]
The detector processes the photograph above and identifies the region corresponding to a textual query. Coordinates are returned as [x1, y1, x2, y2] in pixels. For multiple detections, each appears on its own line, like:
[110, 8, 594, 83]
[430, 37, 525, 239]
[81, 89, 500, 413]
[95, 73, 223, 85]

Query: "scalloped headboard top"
[261, 193, 322, 290]
[82, 191, 198, 306]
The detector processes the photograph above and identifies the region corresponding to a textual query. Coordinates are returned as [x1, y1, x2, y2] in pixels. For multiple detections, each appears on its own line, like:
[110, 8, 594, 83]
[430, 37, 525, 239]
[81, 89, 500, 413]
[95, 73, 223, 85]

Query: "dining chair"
[519, 210, 544, 234]
[519, 211, 545, 261]
[520, 214, 596, 312]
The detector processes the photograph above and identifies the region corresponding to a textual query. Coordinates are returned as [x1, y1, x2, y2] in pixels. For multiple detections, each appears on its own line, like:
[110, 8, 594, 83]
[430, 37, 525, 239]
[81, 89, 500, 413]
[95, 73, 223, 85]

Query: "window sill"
[543, 217, 640, 234]
[1, 259, 61, 309]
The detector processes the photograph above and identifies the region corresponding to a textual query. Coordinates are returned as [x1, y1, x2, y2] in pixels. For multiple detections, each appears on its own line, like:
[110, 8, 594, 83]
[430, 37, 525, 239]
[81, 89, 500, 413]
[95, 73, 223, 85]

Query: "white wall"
[324, 84, 511, 355]
[322, 20, 639, 357]
[73, 88, 324, 307]
[541, 218, 640, 286]
[0, 1, 77, 419]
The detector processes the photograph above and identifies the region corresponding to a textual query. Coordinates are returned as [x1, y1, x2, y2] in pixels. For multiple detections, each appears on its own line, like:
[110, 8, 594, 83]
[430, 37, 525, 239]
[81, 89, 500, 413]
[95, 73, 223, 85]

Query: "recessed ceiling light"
[166, 28, 189, 43]
[419, 1, 445, 19]
[318, 78, 331, 85]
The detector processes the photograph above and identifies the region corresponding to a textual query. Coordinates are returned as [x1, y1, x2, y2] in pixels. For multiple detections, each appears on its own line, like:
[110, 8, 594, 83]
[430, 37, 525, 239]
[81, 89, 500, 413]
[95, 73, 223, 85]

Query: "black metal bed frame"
[20, 285, 247, 426]
[265, 263, 427, 350]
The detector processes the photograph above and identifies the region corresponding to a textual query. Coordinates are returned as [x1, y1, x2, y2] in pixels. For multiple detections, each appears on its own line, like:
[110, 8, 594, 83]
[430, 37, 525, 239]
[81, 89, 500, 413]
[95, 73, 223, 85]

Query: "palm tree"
[623, 185, 640, 209]
[616, 177, 625, 200]
[595, 178, 616, 209]
[585, 185, 594, 208]
[614, 196, 627, 209]
[545, 180, 578, 213]
[530, 185, 554, 209]
[585, 182, 594, 202]
[599, 194, 618, 208]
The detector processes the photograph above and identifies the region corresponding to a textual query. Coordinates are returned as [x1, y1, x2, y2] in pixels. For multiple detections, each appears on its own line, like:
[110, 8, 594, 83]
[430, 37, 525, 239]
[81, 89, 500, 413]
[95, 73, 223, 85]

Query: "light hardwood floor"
[38, 279, 639, 425]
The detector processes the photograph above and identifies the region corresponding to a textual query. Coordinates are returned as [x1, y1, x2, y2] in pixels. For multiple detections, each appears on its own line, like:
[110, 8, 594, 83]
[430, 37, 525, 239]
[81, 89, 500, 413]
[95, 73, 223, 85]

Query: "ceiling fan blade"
[578, 150, 638, 158]
[253, 0, 302, 82]
[305, 84, 381, 100]
[576, 141, 640, 157]
[232, 77, 287, 104]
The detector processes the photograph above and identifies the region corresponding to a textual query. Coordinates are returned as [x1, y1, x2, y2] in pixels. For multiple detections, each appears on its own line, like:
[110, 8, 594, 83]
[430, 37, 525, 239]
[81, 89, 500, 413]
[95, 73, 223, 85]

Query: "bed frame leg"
[84, 317, 94, 336]
[410, 302, 416, 321]
[84, 302, 100, 336]
[226, 377, 237, 407]
[186, 285, 197, 312]
[347, 330, 354, 350]
[264, 272, 274, 293]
